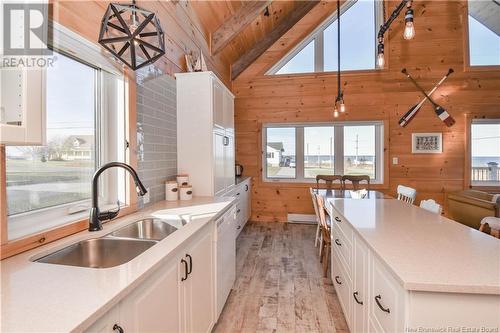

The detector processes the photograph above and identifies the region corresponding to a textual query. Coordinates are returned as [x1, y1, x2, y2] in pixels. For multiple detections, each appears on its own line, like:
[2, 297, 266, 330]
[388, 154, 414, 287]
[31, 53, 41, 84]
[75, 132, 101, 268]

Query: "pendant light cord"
[337, 0, 341, 100]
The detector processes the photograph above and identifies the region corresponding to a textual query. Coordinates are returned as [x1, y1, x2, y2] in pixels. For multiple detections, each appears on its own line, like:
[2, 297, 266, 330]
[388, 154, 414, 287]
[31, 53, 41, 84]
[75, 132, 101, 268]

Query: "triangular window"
[467, 0, 500, 66]
[268, 0, 383, 75]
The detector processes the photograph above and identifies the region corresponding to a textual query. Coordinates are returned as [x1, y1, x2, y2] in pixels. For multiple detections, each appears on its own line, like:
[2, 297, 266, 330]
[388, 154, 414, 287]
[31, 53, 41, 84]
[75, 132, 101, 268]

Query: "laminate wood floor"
[213, 221, 349, 333]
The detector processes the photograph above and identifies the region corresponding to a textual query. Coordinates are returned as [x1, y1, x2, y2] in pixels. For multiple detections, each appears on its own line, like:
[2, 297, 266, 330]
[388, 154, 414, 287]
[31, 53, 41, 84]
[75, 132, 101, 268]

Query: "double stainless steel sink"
[35, 218, 183, 269]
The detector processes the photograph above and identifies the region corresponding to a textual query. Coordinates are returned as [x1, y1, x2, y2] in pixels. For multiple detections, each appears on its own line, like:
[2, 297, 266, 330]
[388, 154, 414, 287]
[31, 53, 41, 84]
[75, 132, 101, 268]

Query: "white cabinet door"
[84, 305, 120, 333]
[224, 134, 235, 190]
[213, 131, 226, 196]
[182, 228, 215, 333]
[212, 79, 224, 130]
[0, 68, 45, 145]
[353, 236, 369, 333]
[223, 90, 234, 134]
[120, 256, 181, 333]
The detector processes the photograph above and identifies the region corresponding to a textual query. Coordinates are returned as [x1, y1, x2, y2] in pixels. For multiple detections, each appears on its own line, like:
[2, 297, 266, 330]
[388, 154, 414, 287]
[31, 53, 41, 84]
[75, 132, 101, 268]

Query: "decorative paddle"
[399, 68, 454, 127]
[401, 68, 456, 127]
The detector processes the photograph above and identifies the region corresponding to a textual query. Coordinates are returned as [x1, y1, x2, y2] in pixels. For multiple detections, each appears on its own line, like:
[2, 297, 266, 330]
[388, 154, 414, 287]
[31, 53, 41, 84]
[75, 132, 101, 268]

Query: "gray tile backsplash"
[136, 69, 177, 207]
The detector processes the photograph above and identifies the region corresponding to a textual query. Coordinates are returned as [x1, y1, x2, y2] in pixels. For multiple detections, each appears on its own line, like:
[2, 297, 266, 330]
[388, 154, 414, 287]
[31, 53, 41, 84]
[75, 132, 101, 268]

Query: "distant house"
[266, 142, 284, 167]
[62, 135, 93, 161]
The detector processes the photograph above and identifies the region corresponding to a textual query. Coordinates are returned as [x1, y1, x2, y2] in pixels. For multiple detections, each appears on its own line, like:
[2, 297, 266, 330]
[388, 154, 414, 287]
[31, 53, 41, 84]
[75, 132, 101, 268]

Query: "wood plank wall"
[232, 0, 500, 222]
[50, 0, 231, 84]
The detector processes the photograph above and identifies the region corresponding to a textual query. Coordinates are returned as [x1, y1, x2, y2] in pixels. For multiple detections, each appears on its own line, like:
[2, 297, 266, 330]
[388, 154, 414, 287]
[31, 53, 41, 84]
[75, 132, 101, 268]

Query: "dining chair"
[479, 217, 500, 238]
[310, 188, 322, 248]
[316, 194, 332, 278]
[316, 175, 343, 190]
[397, 185, 417, 204]
[341, 175, 370, 190]
[419, 199, 442, 214]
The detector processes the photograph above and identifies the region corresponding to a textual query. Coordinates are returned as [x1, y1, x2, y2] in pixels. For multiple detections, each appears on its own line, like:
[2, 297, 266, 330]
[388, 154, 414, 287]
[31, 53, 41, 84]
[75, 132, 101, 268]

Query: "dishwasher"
[215, 205, 237, 318]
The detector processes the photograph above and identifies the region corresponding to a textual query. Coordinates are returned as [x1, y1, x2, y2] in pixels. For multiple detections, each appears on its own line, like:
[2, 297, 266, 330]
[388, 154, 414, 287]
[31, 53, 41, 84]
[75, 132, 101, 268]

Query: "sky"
[46, 51, 95, 139]
[471, 124, 500, 157]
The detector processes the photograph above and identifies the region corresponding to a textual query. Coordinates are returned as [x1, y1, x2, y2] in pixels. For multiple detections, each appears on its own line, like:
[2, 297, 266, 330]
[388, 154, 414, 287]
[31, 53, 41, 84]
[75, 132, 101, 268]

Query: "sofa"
[447, 190, 500, 230]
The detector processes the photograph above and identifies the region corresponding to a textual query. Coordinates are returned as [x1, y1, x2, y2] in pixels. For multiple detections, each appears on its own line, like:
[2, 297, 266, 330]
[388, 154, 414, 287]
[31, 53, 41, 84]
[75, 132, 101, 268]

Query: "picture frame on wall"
[412, 133, 443, 154]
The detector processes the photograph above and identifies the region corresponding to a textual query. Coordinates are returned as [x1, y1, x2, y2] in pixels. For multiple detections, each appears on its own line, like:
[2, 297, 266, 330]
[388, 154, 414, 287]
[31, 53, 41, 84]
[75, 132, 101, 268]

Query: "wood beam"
[231, 1, 320, 80]
[211, 1, 273, 55]
[468, 0, 500, 36]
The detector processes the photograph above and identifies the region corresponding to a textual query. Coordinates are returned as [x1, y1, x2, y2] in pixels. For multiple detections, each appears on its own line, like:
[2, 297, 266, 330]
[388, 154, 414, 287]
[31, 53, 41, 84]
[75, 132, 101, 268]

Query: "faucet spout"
[89, 162, 147, 231]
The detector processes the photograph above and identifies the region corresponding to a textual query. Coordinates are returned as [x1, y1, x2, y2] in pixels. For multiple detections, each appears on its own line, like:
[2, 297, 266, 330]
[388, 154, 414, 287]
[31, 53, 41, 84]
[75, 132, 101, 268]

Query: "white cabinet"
[177, 72, 235, 197]
[85, 221, 215, 333]
[0, 67, 46, 145]
[225, 178, 251, 236]
[181, 229, 215, 333]
[120, 254, 181, 333]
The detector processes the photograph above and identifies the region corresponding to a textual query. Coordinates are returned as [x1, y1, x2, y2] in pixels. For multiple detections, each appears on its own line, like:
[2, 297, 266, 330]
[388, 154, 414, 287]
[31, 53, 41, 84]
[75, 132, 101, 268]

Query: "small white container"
[179, 185, 193, 201]
[165, 181, 178, 201]
[177, 174, 189, 186]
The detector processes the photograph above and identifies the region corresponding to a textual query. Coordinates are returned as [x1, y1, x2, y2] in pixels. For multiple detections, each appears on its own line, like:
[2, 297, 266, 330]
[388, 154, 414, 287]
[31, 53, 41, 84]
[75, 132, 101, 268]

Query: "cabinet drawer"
[330, 207, 353, 242]
[369, 256, 406, 333]
[331, 224, 352, 277]
[332, 250, 352, 330]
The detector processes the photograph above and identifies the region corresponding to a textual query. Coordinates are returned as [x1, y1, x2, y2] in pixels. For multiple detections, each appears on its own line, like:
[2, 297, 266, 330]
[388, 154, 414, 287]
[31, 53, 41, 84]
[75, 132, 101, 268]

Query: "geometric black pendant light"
[98, 1, 165, 70]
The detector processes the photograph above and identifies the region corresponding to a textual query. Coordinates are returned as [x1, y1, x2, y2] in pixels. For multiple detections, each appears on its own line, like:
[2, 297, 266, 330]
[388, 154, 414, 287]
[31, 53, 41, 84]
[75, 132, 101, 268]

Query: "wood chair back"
[316, 175, 343, 190]
[310, 188, 321, 222]
[316, 194, 330, 234]
[419, 199, 442, 214]
[397, 185, 417, 204]
[341, 175, 370, 190]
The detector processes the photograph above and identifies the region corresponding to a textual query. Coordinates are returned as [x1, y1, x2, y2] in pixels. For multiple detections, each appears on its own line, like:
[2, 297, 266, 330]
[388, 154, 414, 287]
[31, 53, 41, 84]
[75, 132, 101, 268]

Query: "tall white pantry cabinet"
[176, 72, 235, 196]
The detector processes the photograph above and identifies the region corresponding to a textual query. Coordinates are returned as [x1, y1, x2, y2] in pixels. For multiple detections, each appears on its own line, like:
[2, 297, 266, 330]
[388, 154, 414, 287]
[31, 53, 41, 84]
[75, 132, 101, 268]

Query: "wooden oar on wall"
[399, 68, 454, 127]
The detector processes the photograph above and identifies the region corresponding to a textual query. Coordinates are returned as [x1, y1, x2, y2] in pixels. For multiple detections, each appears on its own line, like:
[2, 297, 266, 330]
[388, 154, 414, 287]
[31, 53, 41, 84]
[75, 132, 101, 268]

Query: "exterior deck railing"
[472, 166, 500, 182]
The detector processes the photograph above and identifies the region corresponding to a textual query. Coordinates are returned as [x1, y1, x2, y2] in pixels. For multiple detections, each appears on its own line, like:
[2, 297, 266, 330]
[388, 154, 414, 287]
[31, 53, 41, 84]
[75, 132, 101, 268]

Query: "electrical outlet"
[392, 157, 399, 165]
[143, 188, 150, 204]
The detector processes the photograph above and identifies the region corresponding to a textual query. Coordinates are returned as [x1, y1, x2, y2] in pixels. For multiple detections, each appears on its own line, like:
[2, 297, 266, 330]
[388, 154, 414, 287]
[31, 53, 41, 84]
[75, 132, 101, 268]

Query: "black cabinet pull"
[186, 254, 193, 275]
[237, 192, 240, 196]
[353, 292, 363, 305]
[334, 217, 341, 222]
[237, 208, 241, 213]
[181, 259, 188, 281]
[334, 275, 342, 285]
[237, 225, 241, 230]
[375, 295, 390, 313]
[113, 324, 124, 333]
[245, 184, 249, 191]
[334, 239, 342, 246]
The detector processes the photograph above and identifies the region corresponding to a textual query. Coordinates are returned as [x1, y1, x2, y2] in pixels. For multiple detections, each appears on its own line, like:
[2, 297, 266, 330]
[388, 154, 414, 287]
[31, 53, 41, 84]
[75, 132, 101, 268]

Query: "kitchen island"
[328, 198, 500, 332]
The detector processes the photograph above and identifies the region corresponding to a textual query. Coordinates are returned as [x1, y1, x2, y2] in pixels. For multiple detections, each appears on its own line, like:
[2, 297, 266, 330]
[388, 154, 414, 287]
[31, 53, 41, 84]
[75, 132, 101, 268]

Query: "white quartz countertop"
[329, 198, 500, 295]
[0, 197, 234, 333]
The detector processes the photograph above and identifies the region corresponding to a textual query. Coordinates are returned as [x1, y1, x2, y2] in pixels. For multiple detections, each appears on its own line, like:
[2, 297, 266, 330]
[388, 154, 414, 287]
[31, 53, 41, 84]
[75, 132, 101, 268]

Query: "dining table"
[313, 189, 392, 216]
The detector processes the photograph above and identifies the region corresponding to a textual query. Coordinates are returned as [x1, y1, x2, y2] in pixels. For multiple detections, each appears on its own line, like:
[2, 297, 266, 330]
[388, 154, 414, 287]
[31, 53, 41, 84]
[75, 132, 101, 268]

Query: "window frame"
[0, 22, 138, 259]
[267, 0, 384, 75]
[463, 1, 500, 72]
[468, 118, 500, 188]
[262, 121, 384, 184]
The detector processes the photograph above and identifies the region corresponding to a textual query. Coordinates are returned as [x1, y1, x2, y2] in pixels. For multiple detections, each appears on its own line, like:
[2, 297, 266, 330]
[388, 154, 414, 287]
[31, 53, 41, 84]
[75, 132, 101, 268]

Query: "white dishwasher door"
[216, 209, 236, 318]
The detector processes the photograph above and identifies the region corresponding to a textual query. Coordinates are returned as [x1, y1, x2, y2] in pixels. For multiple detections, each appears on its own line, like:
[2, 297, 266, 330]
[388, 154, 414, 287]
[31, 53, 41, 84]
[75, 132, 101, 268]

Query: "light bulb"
[377, 53, 385, 68]
[340, 102, 345, 113]
[403, 22, 415, 40]
[333, 108, 339, 118]
[403, 8, 415, 40]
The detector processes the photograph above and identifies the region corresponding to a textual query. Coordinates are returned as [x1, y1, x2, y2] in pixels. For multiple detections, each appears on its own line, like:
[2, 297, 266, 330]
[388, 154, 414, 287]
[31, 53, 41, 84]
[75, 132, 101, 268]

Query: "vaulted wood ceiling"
[191, 1, 312, 78]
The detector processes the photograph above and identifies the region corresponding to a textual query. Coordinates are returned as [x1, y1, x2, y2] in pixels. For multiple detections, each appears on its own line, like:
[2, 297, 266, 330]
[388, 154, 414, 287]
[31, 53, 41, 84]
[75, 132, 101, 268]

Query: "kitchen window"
[467, 0, 500, 67]
[263, 122, 384, 183]
[4, 25, 127, 241]
[470, 119, 500, 186]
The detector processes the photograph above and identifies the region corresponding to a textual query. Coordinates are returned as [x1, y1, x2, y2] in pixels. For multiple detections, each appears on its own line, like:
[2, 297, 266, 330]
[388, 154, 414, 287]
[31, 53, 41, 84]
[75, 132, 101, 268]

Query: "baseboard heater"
[287, 214, 317, 224]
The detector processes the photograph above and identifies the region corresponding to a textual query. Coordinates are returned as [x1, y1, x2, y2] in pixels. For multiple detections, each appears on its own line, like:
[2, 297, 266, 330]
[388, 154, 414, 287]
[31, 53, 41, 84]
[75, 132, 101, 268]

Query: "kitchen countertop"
[0, 197, 234, 333]
[329, 198, 500, 295]
[235, 176, 251, 185]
